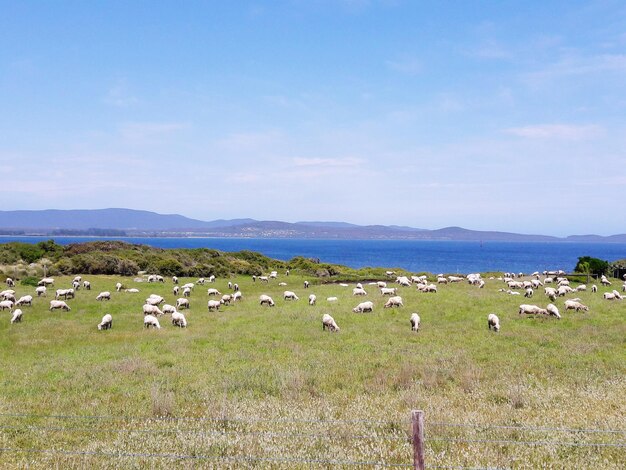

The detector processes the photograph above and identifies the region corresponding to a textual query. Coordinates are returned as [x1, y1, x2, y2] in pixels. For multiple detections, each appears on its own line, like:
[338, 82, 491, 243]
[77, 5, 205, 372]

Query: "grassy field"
[0, 271, 624, 468]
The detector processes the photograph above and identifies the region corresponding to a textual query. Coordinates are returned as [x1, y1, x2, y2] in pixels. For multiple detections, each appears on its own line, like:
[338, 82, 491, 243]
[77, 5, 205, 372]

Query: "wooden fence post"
[412, 410, 425, 470]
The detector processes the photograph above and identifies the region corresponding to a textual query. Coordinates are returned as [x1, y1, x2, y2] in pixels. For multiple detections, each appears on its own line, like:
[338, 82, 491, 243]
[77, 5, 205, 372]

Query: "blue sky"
[1, 1, 625, 236]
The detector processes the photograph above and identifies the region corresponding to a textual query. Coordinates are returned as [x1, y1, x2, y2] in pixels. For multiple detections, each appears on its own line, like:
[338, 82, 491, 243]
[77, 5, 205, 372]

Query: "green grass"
[0, 273, 624, 468]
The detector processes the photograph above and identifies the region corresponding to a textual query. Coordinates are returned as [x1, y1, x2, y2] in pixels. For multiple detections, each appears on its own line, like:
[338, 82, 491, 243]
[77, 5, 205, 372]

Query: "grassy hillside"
[0, 269, 624, 468]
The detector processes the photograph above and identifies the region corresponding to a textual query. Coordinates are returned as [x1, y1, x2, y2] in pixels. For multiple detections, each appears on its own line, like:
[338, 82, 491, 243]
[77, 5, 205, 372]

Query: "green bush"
[20, 276, 39, 287]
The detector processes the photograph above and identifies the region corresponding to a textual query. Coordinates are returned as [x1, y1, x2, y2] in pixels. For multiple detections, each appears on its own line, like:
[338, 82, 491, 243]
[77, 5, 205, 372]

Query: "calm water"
[2, 236, 625, 274]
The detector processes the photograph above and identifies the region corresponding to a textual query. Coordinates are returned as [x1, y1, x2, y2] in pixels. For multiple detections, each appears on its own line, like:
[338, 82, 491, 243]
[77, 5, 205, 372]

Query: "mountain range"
[0, 208, 625, 242]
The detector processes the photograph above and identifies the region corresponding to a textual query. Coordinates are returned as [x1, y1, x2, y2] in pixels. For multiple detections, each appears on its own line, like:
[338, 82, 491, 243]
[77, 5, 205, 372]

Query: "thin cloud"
[292, 157, 363, 167]
[218, 130, 283, 152]
[504, 124, 604, 140]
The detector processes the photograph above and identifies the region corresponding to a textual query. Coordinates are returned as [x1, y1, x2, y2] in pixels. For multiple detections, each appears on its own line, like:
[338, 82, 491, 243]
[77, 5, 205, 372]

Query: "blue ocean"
[2, 236, 625, 274]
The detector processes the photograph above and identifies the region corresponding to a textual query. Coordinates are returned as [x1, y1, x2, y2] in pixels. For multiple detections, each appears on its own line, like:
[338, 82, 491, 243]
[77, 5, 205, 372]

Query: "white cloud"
[504, 124, 604, 140]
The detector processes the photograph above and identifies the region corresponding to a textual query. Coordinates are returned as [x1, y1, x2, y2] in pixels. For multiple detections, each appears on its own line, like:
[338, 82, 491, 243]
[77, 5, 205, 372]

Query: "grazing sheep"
[417, 284, 438, 293]
[524, 288, 534, 298]
[233, 291, 242, 302]
[35, 286, 47, 297]
[591, 284, 598, 293]
[207, 288, 221, 296]
[207, 299, 221, 311]
[49, 300, 71, 311]
[518, 304, 547, 316]
[575, 284, 587, 292]
[183, 287, 192, 297]
[1, 291, 15, 302]
[125, 288, 140, 293]
[234, 283, 239, 292]
[221, 294, 233, 305]
[38, 277, 54, 286]
[162, 304, 177, 315]
[326, 297, 338, 302]
[600, 275, 611, 286]
[96, 291, 111, 301]
[228, 281, 233, 290]
[377, 281, 387, 288]
[622, 283, 626, 292]
[437, 276, 448, 284]
[208, 275, 216, 283]
[308, 294, 316, 306]
[448, 276, 464, 283]
[11, 308, 23, 324]
[304, 281, 310, 289]
[283, 291, 299, 301]
[322, 313, 340, 332]
[380, 287, 397, 296]
[352, 287, 367, 296]
[603, 292, 616, 300]
[546, 303, 561, 319]
[269, 271, 278, 279]
[531, 279, 543, 289]
[278, 282, 287, 286]
[259, 276, 269, 283]
[83, 280, 91, 290]
[353, 301, 374, 313]
[196, 278, 206, 285]
[557, 286, 574, 296]
[487, 313, 500, 332]
[55, 288, 73, 300]
[173, 286, 180, 295]
[396, 276, 412, 287]
[384, 296, 403, 308]
[0, 300, 14, 311]
[613, 290, 624, 299]
[175, 298, 190, 309]
[116, 282, 123, 292]
[564, 300, 589, 312]
[142, 304, 164, 316]
[172, 276, 178, 284]
[410, 313, 421, 332]
[6, 278, 15, 287]
[145, 295, 165, 306]
[259, 294, 275, 307]
[144, 314, 161, 329]
[72, 280, 81, 290]
[97, 314, 113, 330]
[172, 311, 187, 328]
[15, 295, 33, 307]
[182, 283, 194, 290]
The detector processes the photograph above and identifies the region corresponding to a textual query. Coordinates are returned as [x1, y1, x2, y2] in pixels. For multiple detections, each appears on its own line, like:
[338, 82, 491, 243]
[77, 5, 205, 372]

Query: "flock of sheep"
[2, 268, 625, 334]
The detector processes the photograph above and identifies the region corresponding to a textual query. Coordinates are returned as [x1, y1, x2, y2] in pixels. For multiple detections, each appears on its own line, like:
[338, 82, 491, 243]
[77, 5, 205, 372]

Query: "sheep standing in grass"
[162, 304, 177, 315]
[11, 309, 23, 323]
[518, 304, 547, 316]
[173, 286, 180, 296]
[487, 313, 500, 332]
[207, 288, 221, 296]
[304, 281, 309, 289]
[0, 300, 14, 311]
[352, 287, 367, 296]
[233, 291, 242, 302]
[183, 287, 192, 298]
[171, 311, 187, 328]
[410, 313, 421, 332]
[322, 313, 340, 332]
[207, 300, 221, 311]
[259, 295, 275, 307]
[175, 298, 190, 309]
[98, 314, 113, 330]
[115, 282, 122, 292]
[125, 288, 140, 293]
[83, 280, 91, 290]
[142, 304, 164, 316]
[380, 287, 397, 296]
[36, 286, 47, 297]
[221, 294, 233, 305]
[283, 291, 299, 301]
[96, 291, 111, 301]
[15, 295, 33, 307]
[546, 303, 561, 319]
[6, 278, 14, 287]
[353, 301, 374, 313]
[144, 315, 161, 329]
[524, 288, 533, 298]
[564, 300, 589, 312]
[384, 296, 403, 308]
[308, 294, 316, 306]
[49, 300, 71, 311]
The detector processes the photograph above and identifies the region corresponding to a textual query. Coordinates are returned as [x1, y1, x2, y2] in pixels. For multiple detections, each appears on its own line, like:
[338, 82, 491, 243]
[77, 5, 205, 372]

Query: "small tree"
[575, 256, 609, 279]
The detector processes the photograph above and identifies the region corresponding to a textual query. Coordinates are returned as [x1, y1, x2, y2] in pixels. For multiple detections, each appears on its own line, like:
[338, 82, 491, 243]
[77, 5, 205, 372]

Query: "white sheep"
[38, 277, 54, 286]
[11, 308, 23, 324]
[518, 304, 547, 316]
[72, 280, 81, 290]
[352, 287, 367, 296]
[384, 296, 403, 308]
[144, 314, 161, 329]
[221, 294, 233, 305]
[173, 286, 180, 295]
[591, 284, 598, 293]
[283, 291, 299, 301]
[417, 284, 437, 293]
[487, 313, 500, 332]
[162, 304, 177, 315]
[172, 276, 179, 284]
[603, 292, 617, 300]
[326, 297, 338, 302]
[0, 300, 14, 311]
[410, 313, 421, 332]
[142, 304, 164, 316]
[182, 283, 195, 290]
[83, 280, 91, 290]
[322, 313, 340, 332]
[1, 291, 16, 302]
[308, 294, 316, 306]
[233, 291, 243, 302]
[353, 301, 374, 313]
[183, 287, 192, 297]
[377, 281, 387, 288]
[437, 276, 448, 284]
[49, 300, 71, 311]
[5, 277, 14, 287]
[259, 294, 275, 307]
[575, 284, 587, 292]
[15, 295, 33, 307]
[35, 286, 47, 297]
[207, 288, 221, 296]
[196, 278, 206, 285]
[125, 288, 140, 293]
[96, 291, 111, 301]
[145, 295, 164, 306]
[600, 275, 611, 286]
[564, 300, 589, 312]
[448, 276, 464, 283]
[175, 298, 190, 309]
[546, 303, 561, 319]
[171, 311, 187, 328]
[304, 280, 310, 289]
[258, 276, 269, 283]
[356, 283, 363, 289]
[380, 287, 397, 296]
[55, 288, 73, 300]
[524, 288, 533, 298]
[208, 275, 216, 283]
[115, 282, 123, 292]
[278, 282, 287, 286]
[207, 299, 221, 311]
[98, 314, 113, 330]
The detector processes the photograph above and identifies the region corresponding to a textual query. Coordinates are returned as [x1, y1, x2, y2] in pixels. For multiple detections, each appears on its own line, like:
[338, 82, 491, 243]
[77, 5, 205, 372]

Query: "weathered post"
[412, 410, 425, 470]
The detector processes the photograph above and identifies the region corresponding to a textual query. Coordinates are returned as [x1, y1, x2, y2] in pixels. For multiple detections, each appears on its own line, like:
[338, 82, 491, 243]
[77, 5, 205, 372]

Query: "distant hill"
[0, 208, 625, 242]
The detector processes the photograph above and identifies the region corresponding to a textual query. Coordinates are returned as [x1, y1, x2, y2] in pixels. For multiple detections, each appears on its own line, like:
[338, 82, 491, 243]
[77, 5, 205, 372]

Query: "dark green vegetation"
[575, 256, 610, 277]
[0, 244, 624, 468]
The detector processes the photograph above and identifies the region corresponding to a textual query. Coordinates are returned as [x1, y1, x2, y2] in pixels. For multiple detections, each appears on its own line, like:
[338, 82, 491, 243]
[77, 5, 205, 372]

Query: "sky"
[1, 1, 625, 236]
